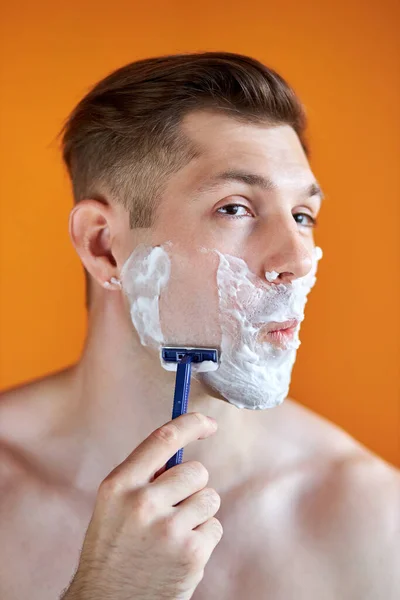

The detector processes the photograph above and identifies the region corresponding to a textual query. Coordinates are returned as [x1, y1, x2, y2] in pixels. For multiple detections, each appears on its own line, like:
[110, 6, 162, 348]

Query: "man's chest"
[1, 522, 337, 600]
[0, 487, 90, 599]
[190, 494, 343, 600]
[0, 478, 348, 600]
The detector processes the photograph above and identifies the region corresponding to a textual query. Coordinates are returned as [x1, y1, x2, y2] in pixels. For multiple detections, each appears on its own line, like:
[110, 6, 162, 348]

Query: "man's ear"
[69, 199, 119, 289]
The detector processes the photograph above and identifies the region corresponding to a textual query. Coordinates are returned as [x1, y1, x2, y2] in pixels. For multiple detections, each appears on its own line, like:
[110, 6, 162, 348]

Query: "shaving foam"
[201, 247, 322, 409]
[120, 244, 218, 374]
[120, 244, 322, 409]
[265, 270, 280, 282]
[120, 245, 171, 349]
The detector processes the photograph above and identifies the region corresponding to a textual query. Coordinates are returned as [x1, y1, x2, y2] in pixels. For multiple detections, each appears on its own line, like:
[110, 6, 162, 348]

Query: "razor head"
[162, 347, 218, 363]
[161, 347, 219, 372]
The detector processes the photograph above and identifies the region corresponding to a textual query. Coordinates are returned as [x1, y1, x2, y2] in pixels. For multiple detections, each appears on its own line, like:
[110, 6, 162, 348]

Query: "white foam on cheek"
[120, 242, 323, 406]
[202, 247, 322, 410]
[120, 245, 171, 349]
[120, 244, 219, 374]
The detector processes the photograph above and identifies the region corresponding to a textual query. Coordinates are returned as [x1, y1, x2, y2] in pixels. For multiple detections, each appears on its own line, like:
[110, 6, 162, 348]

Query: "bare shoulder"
[329, 443, 399, 548]
[309, 449, 399, 597]
[0, 366, 76, 446]
[283, 398, 400, 527]
[302, 438, 400, 543]
[0, 366, 78, 495]
[286, 400, 400, 597]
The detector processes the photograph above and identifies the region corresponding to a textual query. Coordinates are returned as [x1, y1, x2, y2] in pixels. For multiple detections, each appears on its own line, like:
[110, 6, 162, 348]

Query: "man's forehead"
[177, 111, 321, 199]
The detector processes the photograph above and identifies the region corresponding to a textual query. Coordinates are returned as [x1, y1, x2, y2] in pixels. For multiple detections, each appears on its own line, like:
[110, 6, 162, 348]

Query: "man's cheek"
[121, 243, 222, 353]
[158, 249, 221, 349]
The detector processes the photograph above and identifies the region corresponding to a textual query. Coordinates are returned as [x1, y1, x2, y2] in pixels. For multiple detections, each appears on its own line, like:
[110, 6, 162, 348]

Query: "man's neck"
[60, 292, 260, 493]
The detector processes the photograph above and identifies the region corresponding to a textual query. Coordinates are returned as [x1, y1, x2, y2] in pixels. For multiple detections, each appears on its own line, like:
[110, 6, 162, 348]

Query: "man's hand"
[61, 412, 222, 600]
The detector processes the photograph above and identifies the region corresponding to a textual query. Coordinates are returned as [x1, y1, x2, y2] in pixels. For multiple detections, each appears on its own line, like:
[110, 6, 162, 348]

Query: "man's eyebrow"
[193, 169, 325, 202]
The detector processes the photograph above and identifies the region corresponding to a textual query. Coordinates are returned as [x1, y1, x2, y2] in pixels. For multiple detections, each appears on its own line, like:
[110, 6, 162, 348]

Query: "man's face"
[120, 110, 323, 408]
[151, 111, 320, 264]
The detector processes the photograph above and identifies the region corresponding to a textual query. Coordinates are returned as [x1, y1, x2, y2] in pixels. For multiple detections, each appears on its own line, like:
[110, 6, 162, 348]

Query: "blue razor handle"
[165, 354, 194, 471]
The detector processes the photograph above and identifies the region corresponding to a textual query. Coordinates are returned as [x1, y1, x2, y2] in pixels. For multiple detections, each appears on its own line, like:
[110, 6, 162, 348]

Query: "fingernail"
[207, 416, 217, 427]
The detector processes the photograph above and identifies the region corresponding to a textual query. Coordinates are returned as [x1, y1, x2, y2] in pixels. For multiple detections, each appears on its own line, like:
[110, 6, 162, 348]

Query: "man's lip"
[264, 319, 300, 333]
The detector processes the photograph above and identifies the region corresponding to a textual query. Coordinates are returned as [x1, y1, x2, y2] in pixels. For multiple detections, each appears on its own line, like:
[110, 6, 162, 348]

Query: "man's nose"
[261, 218, 313, 284]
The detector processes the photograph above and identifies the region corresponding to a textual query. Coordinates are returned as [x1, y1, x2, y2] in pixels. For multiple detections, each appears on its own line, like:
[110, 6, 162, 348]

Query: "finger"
[173, 487, 221, 530]
[150, 460, 209, 505]
[191, 518, 224, 563]
[108, 412, 217, 487]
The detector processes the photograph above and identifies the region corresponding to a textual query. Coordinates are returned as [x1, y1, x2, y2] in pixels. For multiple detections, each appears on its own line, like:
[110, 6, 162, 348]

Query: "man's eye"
[216, 204, 252, 218]
[293, 213, 317, 228]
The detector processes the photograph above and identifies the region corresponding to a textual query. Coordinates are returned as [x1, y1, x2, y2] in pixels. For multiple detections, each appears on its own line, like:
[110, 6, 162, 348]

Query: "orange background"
[0, 0, 399, 466]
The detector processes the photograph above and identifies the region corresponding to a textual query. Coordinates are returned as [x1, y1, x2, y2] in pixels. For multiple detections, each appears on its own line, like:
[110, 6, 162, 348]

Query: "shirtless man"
[0, 52, 399, 600]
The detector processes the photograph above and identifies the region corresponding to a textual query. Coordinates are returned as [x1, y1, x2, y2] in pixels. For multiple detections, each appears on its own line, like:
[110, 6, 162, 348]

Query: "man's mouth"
[257, 319, 300, 347]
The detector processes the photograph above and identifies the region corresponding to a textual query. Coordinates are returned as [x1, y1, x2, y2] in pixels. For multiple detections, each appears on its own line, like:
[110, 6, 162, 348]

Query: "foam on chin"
[120, 244, 322, 409]
[201, 247, 322, 409]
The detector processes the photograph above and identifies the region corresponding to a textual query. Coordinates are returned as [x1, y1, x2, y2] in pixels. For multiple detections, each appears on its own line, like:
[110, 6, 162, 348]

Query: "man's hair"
[60, 51, 308, 306]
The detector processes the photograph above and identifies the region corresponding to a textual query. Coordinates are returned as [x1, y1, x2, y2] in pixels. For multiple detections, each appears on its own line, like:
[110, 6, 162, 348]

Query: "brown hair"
[60, 51, 308, 305]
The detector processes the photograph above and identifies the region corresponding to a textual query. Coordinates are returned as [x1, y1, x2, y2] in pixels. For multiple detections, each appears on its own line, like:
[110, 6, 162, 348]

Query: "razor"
[161, 347, 219, 470]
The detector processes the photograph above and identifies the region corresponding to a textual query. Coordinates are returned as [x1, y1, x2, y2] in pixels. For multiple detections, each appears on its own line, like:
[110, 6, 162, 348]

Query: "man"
[0, 52, 398, 599]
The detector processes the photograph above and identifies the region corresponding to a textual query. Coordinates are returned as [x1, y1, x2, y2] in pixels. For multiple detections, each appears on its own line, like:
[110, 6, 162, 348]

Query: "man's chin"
[195, 372, 232, 404]
[199, 339, 298, 410]
[200, 371, 291, 411]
